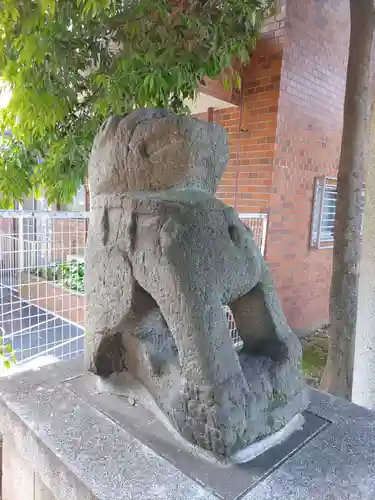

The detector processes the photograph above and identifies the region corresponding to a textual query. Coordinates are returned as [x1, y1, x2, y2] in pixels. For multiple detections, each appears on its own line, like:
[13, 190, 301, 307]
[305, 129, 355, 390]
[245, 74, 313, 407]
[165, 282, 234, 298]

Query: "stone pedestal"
[2, 433, 54, 500]
[0, 359, 375, 500]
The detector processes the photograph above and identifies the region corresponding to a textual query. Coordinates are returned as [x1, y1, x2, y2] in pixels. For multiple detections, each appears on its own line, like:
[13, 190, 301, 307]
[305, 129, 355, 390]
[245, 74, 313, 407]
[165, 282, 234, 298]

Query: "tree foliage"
[0, 0, 273, 205]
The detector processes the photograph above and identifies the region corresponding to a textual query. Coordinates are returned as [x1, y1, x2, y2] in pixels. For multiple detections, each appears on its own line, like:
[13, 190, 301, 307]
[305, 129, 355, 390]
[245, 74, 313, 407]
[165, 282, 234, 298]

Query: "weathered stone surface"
[2, 432, 34, 500]
[89, 108, 228, 197]
[85, 108, 307, 459]
[2, 433, 56, 500]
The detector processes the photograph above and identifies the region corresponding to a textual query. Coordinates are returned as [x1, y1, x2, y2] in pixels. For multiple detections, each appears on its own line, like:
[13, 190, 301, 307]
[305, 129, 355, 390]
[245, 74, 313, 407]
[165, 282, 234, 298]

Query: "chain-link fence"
[0, 210, 86, 364]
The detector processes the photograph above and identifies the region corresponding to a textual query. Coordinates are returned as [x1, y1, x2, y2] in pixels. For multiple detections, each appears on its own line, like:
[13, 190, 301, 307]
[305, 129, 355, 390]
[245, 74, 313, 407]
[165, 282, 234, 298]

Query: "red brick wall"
[267, 0, 349, 330]
[194, 0, 351, 332]
[217, 22, 284, 213]
[194, 32, 284, 213]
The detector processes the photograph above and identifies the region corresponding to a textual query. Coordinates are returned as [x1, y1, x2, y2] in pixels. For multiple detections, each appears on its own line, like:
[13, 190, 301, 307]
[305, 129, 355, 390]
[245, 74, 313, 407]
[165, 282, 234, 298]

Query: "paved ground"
[0, 286, 84, 363]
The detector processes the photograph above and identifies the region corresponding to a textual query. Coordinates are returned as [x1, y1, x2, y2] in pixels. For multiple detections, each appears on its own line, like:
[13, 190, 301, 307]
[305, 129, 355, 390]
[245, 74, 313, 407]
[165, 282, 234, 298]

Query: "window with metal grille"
[310, 177, 336, 248]
[311, 176, 365, 249]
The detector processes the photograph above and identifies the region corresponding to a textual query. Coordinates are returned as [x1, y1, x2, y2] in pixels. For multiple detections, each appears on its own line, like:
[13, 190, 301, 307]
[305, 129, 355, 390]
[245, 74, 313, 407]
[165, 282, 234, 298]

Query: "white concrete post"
[352, 109, 375, 408]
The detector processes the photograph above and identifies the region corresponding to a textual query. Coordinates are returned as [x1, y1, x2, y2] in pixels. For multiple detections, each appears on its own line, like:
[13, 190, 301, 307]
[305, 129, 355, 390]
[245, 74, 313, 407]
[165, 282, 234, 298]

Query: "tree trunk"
[320, 0, 375, 400]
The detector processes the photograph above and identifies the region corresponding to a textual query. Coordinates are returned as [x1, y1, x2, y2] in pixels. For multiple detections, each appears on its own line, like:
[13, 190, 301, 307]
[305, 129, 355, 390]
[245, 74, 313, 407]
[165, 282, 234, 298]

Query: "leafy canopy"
[0, 0, 274, 206]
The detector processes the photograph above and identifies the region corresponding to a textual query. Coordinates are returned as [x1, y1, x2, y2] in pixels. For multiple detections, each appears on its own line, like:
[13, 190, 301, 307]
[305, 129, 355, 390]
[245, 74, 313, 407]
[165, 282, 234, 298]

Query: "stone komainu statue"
[85, 108, 307, 460]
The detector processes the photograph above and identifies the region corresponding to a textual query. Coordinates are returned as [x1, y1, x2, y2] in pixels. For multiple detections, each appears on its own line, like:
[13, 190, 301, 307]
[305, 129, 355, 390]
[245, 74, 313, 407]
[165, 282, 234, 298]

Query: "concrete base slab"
[0, 358, 374, 500]
[2, 433, 55, 500]
[71, 373, 328, 499]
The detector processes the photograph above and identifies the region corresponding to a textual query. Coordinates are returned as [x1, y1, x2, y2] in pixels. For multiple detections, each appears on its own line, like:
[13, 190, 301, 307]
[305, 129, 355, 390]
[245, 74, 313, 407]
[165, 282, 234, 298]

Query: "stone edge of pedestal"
[241, 386, 375, 500]
[0, 358, 217, 500]
[0, 358, 95, 500]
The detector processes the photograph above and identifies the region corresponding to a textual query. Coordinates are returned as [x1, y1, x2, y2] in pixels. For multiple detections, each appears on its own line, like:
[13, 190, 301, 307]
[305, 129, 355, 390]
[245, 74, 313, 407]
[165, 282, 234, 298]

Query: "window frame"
[310, 176, 365, 249]
[310, 176, 337, 249]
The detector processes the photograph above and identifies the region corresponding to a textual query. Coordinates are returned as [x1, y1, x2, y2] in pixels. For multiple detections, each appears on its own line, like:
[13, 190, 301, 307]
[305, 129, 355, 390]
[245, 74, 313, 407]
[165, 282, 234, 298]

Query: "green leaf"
[0, 0, 274, 202]
[236, 72, 242, 90]
[38, 0, 56, 16]
[5, 343, 13, 354]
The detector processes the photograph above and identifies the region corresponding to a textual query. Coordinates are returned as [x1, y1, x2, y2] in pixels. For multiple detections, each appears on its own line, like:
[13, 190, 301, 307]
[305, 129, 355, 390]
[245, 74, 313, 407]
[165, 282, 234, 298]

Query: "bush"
[31, 260, 84, 293]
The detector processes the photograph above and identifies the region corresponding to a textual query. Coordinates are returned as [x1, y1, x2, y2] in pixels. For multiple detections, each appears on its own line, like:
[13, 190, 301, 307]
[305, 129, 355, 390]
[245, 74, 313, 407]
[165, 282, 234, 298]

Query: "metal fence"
[224, 213, 268, 347]
[240, 213, 268, 256]
[0, 210, 268, 366]
[0, 210, 86, 364]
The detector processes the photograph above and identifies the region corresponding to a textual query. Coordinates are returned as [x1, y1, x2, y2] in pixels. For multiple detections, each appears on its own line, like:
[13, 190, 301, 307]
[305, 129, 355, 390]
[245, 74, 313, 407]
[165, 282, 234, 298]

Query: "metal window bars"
[0, 210, 268, 366]
[311, 176, 365, 249]
[311, 176, 336, 249]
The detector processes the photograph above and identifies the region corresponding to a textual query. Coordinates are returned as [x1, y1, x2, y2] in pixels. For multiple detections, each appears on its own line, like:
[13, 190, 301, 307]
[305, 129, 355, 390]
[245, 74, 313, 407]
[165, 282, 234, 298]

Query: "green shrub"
[31, 260, 84, 293]
[0, 329, 16, 369]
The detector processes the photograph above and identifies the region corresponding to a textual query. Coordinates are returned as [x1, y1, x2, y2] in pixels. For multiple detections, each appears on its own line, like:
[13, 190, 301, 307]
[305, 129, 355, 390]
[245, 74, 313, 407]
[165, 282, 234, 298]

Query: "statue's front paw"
[171, 376, 249, 458]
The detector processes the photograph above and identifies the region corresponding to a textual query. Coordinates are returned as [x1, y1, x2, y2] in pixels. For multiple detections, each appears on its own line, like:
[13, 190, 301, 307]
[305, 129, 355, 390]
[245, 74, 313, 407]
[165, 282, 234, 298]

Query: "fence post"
[18, 214, 24, 273]
[261, 214, 268, 257]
